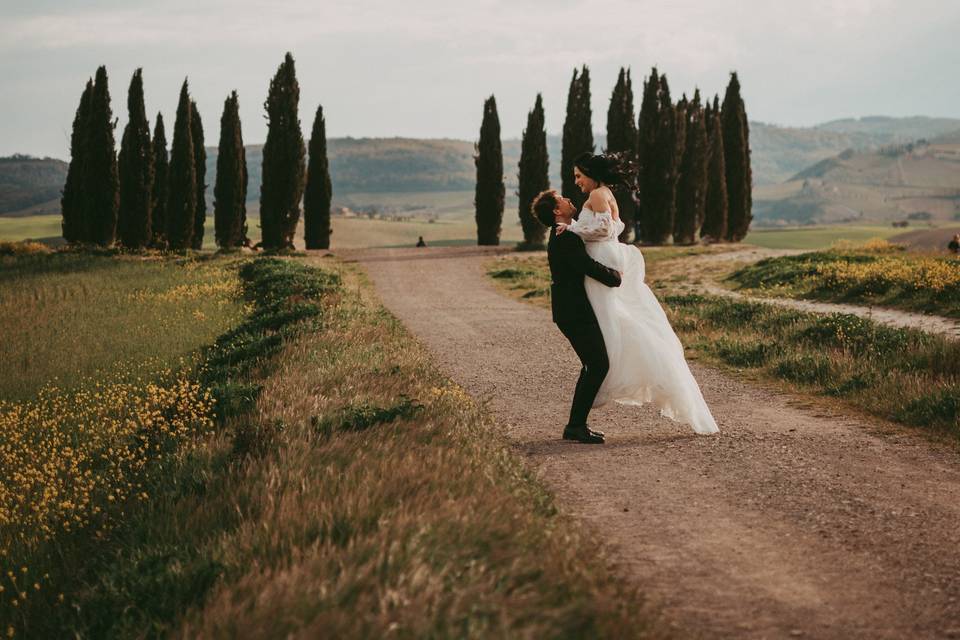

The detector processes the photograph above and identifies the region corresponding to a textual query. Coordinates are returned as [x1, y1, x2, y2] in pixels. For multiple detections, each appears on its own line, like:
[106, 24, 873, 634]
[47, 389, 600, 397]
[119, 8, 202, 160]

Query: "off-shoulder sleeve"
[567, 212, 618, 241]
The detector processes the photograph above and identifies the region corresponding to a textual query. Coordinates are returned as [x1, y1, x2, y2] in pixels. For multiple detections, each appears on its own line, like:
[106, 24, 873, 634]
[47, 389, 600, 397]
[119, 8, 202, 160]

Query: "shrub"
[774, 354, 834, 385]
[312, 397, 423, 437]
[896, 388, 960, 430]
[798, 313, 916, 357]
[0, 240, 50, 256]
[713, 338, 779, 367]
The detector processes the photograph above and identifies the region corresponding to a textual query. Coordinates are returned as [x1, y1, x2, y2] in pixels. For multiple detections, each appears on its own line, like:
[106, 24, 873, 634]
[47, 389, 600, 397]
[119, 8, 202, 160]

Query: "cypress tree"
[702, 98, 729, 241]
[606, 68, 639, 242]
[475, 95, 504, 246]
[635, 68, 660, 242]
[117, 68, 153, 249]
[674, 90, 708, 245]
[260, 52, 306, 250]
[190, 100, 207, 249]
[721, 72, 752, 241]
[643, 74, 681, 244]
[62, 78, 93, 244]
[303, 104, 333, 249]
[84, 65, 120, 245]
[166, 80, 197, 251]
[214, 91, 248, 249]
[675, 93, 689, 160]
[673, 92, 689, 236]
[151, 113, 169, 246]
[561, 68, 580, 205]
[561, 66, 594, 210]
[606, 68, 639, 153]
[517, 93, 549, 249]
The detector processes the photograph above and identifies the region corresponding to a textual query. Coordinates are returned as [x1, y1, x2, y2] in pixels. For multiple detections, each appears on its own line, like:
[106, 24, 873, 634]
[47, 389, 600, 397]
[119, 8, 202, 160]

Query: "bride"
[557, 152, 719, 435]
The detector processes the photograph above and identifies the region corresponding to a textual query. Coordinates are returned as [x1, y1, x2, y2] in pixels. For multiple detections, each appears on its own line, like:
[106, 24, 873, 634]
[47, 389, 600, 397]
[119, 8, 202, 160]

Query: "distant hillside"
[226, 134, 578, 200]
[0, 154, 67, 215]
[816, 116, 960, 140]
[5, 115, 959, 219]
[754, 139, 960, 226]
[750, 116, 960, 184]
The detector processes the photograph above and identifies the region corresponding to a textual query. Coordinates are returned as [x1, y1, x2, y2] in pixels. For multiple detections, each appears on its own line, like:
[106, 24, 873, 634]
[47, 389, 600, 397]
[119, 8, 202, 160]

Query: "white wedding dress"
[565, 206, 719, 435]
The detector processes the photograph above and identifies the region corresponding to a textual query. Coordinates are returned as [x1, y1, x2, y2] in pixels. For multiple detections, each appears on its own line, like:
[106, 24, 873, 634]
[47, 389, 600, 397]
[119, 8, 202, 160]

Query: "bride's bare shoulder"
[587, 187, 617, 215]
[586, 189, 607, 210]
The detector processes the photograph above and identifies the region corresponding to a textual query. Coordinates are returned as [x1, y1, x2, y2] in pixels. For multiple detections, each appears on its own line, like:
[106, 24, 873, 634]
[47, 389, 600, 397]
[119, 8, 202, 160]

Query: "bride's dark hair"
[574, 152, 637, 190]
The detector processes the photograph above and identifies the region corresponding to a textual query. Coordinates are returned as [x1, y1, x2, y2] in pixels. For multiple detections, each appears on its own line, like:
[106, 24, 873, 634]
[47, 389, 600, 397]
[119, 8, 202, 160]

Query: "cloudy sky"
[2, 0, 958, 159]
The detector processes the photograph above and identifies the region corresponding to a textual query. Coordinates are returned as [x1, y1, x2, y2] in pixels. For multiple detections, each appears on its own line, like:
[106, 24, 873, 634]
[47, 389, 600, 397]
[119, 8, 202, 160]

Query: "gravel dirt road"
[344, 245, 960, 639]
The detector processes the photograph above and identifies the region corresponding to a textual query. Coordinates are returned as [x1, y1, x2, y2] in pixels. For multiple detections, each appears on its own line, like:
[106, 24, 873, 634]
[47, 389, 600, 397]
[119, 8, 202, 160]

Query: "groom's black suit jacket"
[547, 226, 622, 325]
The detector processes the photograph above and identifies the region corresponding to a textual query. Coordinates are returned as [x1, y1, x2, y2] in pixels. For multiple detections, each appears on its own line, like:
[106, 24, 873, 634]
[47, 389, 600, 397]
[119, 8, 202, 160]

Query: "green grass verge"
[728, 245, 960, 318]
[663, 295, 959, 433]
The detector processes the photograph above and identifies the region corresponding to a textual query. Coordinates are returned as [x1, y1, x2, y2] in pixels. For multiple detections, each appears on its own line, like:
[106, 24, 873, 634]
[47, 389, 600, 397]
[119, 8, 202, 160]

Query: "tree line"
[475, 66, 752, 247]
[60, 52, 333, 251]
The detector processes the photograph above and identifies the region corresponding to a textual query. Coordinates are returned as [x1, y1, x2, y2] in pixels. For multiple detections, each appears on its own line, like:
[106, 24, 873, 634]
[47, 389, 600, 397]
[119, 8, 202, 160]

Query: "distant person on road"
[948, 233, 960, 255]
[416, 236, 427, 247]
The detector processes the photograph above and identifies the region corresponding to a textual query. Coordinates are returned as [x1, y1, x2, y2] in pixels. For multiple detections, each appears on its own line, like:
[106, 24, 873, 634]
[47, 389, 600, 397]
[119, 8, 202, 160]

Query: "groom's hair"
[532, 190, 559, 228]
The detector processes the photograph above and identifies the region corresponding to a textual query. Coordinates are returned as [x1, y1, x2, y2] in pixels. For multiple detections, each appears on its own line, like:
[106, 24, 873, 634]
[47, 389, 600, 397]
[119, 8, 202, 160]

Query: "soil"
[343, 245, 960, 639]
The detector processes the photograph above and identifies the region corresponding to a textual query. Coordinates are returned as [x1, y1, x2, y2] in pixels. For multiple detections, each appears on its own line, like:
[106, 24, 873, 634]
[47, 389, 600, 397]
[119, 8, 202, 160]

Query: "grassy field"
[330, 215, 524, 248]
[0, 215, 62, 243]
[729, 241, 960, 318]
[2, 205, 918, 253]
[0, 208, 528, 249]
[0, 251, 246, 400]
[0, 215, 228, 249]
[2, 252, 654, 637]
[487, 254, 960, 436]
[743, 225, 904, 250]
[0, 250, 253, 637]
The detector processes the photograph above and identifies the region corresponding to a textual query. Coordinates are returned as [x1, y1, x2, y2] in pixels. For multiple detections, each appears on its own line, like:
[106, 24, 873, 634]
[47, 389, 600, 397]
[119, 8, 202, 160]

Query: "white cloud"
[1, 0, 958, 158]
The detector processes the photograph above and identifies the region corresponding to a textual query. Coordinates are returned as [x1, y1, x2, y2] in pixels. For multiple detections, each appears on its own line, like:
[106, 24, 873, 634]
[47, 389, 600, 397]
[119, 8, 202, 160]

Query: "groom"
[532, 190, 621, 444]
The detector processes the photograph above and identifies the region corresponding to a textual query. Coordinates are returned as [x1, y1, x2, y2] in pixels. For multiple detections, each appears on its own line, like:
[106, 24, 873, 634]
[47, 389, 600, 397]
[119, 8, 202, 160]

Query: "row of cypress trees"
[565, 66, 752, 244]
[475, 66, 752, 247]
[61, 52, 333, 251]
[62, 67, 119, 245]
[635, 68, 751, 243]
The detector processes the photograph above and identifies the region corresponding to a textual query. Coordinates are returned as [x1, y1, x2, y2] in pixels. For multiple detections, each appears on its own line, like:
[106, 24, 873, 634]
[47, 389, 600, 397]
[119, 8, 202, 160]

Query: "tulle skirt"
[583, 240, 719, 435]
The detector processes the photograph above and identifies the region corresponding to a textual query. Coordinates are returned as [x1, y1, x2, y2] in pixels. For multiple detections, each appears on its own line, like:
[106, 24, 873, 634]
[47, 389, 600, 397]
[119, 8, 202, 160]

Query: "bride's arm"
[562, 212, 615, 241]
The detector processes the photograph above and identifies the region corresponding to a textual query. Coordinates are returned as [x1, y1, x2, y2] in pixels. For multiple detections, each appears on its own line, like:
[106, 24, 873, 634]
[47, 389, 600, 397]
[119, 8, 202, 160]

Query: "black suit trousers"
[558, 320, 610, 427]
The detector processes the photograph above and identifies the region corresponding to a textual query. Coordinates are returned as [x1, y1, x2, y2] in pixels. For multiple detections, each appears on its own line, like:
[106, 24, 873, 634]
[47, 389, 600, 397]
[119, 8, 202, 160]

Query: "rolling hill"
[750, 116, 960, 185]
[753, 135, 960, 226]
[3, 116, 959, 223]
[0, 155, 68, 216]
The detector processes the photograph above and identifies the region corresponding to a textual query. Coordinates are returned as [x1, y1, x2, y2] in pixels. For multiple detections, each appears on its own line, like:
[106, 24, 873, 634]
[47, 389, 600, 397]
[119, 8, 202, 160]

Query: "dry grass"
[16, 256, 656, 638]
[172, 261, 654, 637]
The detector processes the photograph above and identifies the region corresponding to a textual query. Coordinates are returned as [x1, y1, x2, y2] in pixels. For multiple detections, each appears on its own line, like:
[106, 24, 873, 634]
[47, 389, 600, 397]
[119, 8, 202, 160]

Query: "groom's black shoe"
[562, 424, 604, 444]
[583, 423, 604, 438]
